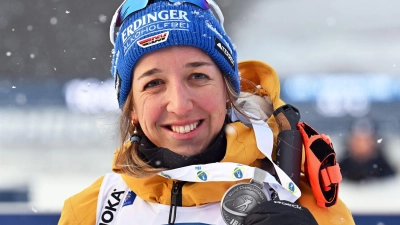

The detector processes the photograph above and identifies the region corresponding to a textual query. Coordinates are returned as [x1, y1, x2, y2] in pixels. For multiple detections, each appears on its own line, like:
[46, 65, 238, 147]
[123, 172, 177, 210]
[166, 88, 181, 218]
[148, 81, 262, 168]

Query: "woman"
[59, 0, 355, 224]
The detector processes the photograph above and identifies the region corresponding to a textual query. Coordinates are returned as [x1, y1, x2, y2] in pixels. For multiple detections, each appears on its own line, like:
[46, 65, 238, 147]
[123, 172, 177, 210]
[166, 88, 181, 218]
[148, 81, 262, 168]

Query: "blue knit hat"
[111, 0, 239, 109]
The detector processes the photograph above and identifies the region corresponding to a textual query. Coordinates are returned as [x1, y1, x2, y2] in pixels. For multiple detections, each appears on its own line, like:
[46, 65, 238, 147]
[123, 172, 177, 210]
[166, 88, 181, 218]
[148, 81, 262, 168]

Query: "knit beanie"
[111, 0, 239, 109]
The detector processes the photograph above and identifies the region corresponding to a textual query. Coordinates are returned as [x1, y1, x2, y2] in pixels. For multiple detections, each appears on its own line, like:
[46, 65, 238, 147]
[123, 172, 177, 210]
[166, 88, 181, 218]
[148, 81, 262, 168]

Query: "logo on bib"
[122, 191, 136, 207]
[99, 189, 125, 225]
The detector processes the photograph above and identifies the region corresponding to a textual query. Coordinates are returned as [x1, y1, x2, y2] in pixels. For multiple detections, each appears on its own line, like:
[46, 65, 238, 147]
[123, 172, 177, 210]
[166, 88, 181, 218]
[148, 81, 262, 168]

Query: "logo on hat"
[215, 37, 235, 70]
[121, 10, 191, 53]
[137, 31, 170, 48]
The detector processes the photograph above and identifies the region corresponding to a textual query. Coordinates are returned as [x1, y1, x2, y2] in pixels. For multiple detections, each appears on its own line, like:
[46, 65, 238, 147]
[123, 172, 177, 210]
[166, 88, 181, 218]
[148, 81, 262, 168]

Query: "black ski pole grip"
[273, 104, 302, 187]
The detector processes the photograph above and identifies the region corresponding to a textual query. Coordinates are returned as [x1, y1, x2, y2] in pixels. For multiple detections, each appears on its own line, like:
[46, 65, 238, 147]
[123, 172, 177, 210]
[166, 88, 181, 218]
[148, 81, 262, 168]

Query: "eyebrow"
[185, 61, 213, 68]
[136, 61, 213, 80]
[137, 68, 162, 80]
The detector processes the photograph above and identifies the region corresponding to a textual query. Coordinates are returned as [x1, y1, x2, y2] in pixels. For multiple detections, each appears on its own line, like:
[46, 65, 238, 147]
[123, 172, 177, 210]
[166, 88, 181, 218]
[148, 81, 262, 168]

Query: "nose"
[165, 81, 194, 116]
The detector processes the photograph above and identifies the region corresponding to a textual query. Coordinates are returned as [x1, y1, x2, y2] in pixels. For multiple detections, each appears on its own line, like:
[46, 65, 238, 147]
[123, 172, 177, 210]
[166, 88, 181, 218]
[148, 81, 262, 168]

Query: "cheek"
[199, 90, 227, 115]
[133, 94, 161, 126]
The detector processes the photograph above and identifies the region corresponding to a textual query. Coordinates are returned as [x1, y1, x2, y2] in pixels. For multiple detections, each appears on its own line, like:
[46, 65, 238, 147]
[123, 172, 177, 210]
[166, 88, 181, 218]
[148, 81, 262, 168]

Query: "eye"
[191, 73, 209, 80]
[144, 79, 164, 89]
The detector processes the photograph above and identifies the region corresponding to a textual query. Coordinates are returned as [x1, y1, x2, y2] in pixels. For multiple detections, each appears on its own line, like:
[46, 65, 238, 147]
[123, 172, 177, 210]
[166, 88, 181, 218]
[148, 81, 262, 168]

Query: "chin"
[174, 148, 203, 157]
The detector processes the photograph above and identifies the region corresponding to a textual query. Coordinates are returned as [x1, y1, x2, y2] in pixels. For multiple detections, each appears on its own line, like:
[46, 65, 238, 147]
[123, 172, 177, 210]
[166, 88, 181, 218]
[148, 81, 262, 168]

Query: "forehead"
[134, 46, 216, 68]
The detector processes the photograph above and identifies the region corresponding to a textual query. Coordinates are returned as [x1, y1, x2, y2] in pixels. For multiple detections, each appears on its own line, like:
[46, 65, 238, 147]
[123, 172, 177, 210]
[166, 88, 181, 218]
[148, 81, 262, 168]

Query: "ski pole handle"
[273, 104, 302, 187]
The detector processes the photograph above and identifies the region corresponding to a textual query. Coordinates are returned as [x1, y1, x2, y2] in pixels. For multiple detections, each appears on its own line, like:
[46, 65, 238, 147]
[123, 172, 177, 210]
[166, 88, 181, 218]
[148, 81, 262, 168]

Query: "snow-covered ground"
[340, 176, 400, 214]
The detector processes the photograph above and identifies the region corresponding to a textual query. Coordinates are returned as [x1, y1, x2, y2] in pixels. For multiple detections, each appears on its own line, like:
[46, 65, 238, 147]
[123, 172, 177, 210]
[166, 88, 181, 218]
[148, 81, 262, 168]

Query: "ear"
[130, 108, 138, 124]
[226, 91, 232, 104]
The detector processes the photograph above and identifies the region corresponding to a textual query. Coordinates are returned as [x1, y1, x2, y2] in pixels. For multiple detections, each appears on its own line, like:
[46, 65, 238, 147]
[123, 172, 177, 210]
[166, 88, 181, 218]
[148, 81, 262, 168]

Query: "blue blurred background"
[1, 0, 399, 224]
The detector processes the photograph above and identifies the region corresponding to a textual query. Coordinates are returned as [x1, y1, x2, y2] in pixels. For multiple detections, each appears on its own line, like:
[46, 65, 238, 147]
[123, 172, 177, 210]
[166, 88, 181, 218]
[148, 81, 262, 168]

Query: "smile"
[170, 121, 200, 134]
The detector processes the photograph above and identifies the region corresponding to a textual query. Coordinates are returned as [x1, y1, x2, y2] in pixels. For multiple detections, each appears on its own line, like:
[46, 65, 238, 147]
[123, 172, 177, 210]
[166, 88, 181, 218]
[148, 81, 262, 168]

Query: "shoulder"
[223, 122, 265, 168]
[298, 178, 355, 225]
[58, 176, 105, 225]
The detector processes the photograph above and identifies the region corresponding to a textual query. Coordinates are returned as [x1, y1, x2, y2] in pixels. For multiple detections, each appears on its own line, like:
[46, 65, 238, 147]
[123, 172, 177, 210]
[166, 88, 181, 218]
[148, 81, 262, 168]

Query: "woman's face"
[131, 46, 227, 156]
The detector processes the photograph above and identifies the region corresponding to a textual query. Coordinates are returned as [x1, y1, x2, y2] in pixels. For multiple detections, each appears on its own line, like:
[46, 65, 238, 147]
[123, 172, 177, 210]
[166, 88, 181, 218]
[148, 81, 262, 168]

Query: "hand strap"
[297, 122, 342, 208]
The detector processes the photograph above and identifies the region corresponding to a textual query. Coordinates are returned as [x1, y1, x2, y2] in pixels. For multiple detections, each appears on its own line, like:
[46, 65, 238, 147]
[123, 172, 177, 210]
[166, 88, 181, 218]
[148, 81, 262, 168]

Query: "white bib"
[96, 173, 226, 225]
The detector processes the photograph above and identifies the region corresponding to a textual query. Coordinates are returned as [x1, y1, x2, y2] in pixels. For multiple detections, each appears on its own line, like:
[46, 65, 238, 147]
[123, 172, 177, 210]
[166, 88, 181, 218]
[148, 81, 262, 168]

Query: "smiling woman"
[58, 0, 354, 225]
[131, 46, 227, 156]
[112, 46, 234, 180]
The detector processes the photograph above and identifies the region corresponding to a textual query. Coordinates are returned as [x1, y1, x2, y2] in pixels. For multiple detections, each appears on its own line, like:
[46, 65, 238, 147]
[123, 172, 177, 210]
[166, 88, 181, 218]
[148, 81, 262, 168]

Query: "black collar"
[138, 126, 227, 169]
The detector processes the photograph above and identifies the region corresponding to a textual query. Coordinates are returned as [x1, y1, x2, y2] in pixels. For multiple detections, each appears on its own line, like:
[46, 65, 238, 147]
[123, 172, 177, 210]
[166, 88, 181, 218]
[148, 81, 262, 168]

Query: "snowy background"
[1, 0, 400, 220]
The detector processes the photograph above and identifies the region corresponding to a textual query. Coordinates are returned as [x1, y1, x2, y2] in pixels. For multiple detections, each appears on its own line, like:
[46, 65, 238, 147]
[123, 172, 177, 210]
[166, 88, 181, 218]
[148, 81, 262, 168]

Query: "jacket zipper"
[168, 181, 186, 225]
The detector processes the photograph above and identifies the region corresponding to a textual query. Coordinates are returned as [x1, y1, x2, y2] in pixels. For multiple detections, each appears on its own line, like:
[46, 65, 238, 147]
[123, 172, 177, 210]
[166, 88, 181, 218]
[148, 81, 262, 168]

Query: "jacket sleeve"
[58, 176, 104, 225]
[298, 176, 355, 225]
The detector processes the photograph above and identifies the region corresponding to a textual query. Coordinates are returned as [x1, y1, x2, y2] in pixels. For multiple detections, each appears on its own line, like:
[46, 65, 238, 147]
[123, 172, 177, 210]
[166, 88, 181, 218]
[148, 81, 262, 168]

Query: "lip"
[164, 119, 202, 127]
[163, 120, 204, 139]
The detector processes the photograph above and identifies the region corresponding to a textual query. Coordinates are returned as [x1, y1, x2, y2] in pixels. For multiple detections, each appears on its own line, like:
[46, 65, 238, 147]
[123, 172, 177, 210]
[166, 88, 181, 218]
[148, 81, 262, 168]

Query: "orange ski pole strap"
[297, 122, 342, 208]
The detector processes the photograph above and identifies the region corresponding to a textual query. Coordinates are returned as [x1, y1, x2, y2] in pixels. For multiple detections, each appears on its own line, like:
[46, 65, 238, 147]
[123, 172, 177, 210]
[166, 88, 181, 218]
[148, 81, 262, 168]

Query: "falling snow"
[50, 17, 58, 25]
[98, 14, 107, 23]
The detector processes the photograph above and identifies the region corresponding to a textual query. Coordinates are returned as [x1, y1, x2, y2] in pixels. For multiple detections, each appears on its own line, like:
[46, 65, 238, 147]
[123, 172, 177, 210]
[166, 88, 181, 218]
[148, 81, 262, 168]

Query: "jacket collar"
[137, 125, 227, 169]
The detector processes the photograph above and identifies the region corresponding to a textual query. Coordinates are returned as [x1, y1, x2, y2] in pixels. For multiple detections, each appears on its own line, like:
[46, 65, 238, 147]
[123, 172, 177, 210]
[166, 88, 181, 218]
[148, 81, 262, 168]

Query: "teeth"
[184, 125, 190, 133]
[171, 122, 199, 134]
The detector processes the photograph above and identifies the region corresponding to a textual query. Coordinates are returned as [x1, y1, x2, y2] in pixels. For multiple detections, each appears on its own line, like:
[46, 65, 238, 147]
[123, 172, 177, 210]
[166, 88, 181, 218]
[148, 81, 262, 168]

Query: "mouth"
[168, 120, 202, 134]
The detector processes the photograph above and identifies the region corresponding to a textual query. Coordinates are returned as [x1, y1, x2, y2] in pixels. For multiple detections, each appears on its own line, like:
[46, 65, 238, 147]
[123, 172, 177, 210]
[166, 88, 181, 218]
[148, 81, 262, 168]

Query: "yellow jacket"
[59, 61, 355, 225]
